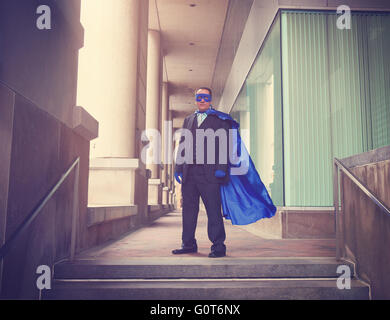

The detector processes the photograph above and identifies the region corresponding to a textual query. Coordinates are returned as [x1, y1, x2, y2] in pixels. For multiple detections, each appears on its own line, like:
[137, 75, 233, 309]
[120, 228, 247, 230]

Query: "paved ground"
[77, 210, 336, 259]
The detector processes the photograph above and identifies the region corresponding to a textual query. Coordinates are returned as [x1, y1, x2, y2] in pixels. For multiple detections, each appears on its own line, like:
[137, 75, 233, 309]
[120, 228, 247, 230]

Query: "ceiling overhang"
[149, 0, 229, 116]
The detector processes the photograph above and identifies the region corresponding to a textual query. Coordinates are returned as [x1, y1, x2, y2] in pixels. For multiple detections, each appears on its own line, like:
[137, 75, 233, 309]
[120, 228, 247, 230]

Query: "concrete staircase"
[43, 257, 370, 300]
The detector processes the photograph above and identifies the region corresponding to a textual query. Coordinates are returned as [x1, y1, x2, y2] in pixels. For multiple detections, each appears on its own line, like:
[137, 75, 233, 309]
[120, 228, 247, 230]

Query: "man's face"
[196, 89, 211, 112]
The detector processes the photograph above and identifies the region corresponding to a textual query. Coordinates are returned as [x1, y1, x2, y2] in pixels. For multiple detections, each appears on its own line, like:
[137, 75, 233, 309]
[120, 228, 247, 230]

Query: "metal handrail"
[0, 157, 80, 261]
[334, 157, 390, 216]
[333, 157, 390, 261]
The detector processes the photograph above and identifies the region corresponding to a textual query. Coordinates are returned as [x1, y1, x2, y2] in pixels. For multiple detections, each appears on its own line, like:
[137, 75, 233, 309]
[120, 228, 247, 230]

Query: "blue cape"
[205, 107, 277, 225]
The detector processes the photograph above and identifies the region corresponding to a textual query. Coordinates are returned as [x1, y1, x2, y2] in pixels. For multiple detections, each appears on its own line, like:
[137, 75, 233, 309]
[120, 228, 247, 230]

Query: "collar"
[195, 106, 213, 114]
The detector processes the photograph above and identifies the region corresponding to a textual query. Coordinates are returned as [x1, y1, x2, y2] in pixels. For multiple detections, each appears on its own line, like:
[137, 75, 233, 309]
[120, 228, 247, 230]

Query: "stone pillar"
[146, 30, 162, 177]
[173, 128, 183, 209]
[167, 110, 174, 207]
[161, 82, 170, 206]
[161, 82, 169, 184]
[146, 30, 163, 205]
[78, 0, 140, 159]
[77, 0, 145, 208]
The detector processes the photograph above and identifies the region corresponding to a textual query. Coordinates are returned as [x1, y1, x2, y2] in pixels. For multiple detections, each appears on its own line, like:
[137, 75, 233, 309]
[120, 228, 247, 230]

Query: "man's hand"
[215, 170, 226, 178]
[175, 172, 183, 184]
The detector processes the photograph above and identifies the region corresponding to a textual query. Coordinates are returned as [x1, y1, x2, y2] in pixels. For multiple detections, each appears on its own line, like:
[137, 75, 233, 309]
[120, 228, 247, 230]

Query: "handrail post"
[70, 159, 80, 261]
[333, 159, 341, 261]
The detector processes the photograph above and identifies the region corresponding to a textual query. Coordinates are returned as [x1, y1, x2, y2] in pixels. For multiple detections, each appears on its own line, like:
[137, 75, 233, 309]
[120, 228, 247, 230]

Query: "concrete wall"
[211, 0, 254, 104]
[339, 146, 390, 299]
[218, 0, 279, 113]
[0, 0, 83, 128]
[0, 85, 15, 297]
[239, 208, 335, 239]
[0, 0, 97, 299]
[0, 83, 91, 299]
[218, 0, 390, 113]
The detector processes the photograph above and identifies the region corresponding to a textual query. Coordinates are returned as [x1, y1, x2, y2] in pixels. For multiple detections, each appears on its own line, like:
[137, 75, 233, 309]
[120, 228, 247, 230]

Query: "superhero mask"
[195, 93, 212, 102]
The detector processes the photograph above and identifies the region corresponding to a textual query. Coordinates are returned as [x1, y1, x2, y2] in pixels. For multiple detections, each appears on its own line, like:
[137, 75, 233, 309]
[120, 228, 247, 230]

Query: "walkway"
[77, 210, 336, 259]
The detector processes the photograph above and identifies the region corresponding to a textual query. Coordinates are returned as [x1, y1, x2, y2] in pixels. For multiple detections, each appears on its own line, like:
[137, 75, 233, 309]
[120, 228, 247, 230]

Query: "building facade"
[230, 9, 390, 207]
[1, 0, 390, 299]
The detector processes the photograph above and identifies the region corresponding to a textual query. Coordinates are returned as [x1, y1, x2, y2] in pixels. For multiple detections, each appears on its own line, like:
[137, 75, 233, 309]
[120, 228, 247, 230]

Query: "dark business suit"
[175, 111, 231, 253]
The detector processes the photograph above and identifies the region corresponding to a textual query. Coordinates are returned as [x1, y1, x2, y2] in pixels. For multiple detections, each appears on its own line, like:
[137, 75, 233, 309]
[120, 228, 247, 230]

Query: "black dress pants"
[181, 165, 226, 253]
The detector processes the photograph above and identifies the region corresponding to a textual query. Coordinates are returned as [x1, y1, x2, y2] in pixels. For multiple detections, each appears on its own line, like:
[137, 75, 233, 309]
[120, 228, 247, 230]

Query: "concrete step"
[44, 278, 369, 300]
[54, 257, 355, 279]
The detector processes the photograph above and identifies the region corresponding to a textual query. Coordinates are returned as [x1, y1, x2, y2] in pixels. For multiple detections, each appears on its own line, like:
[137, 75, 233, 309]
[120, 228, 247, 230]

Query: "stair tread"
[56, 257, 344, 266]
[52, 278, 368, 289]
[54, 257, 355, 279]
[44, 278, 369, 300]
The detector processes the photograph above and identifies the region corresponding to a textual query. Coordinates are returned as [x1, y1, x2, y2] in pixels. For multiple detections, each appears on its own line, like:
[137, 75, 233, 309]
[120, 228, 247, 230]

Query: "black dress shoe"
[172, 247, 197, 254]
[208, 251, 226, 258]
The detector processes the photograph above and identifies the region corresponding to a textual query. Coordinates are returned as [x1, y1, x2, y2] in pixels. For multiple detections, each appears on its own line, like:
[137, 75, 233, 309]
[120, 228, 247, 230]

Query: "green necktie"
[197, 112, 207, 126]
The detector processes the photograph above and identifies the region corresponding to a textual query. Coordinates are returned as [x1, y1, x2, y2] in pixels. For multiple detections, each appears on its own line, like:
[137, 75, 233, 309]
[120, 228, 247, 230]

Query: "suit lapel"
[187, 113, 196, 130]
[199, 113, 212, 129]
[188, 111, 214, 130]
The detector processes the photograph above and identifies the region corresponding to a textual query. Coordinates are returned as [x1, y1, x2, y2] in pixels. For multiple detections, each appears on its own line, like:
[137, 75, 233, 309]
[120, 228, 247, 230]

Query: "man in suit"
[172, 87, 231, 258]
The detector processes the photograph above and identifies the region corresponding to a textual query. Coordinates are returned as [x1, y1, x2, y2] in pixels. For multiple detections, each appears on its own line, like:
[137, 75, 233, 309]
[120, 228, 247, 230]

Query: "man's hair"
[195, 87, 212, 99]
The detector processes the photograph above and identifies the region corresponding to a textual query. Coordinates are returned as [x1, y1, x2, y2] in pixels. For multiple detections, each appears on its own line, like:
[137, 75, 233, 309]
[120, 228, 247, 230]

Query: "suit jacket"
[175, 111, 231, 184]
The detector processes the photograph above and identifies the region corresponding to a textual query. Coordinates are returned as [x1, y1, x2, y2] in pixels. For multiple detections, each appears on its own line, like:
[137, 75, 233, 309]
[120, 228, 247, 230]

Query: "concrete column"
[167, 110, 174, 206]
[161, 82, 169, 184]
[173, 128, 183, 209]
[161, 82, 170, 206]
[77, 0, 145, 207]
[145, 29, 162, 179]
[146, 30, 163, 206]
[78, 0, 140, 159]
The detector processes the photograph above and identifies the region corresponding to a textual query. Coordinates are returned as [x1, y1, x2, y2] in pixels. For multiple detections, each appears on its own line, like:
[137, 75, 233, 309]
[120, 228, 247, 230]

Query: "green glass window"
[231, 10, 390, 207]
[231, 14, 284, 206]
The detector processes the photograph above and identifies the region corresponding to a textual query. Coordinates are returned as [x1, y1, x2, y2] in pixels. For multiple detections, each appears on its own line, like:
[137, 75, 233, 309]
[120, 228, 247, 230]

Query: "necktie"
[197, 112, 207, 126]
